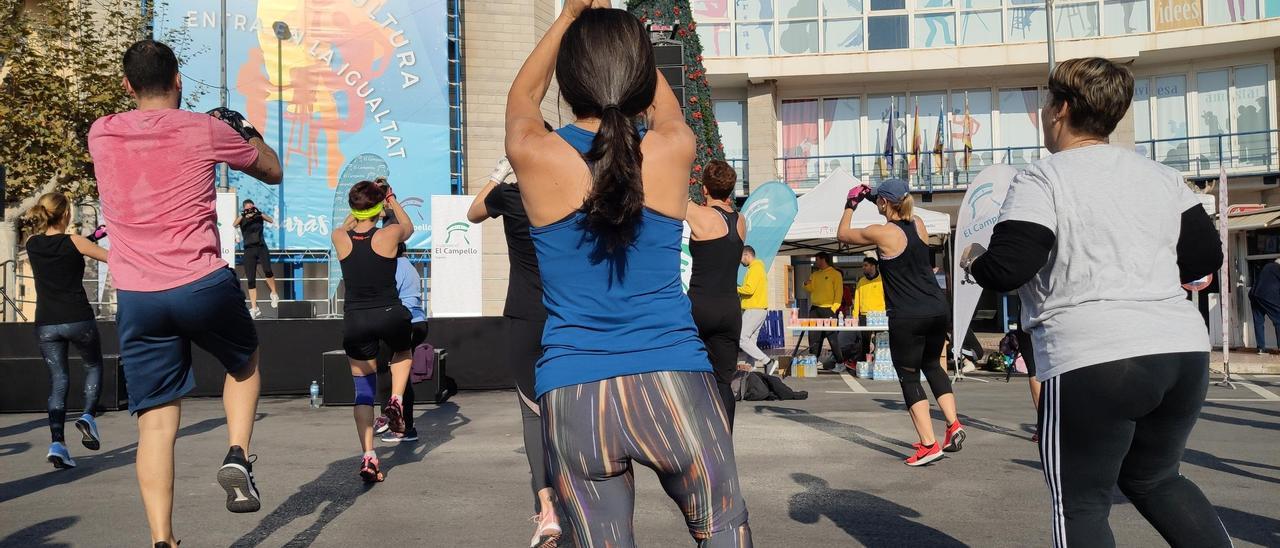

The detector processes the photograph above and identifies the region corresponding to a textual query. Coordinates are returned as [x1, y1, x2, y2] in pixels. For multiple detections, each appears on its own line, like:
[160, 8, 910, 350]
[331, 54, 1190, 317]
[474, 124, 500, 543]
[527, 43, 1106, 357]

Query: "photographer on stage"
[234, 199, 279, 318]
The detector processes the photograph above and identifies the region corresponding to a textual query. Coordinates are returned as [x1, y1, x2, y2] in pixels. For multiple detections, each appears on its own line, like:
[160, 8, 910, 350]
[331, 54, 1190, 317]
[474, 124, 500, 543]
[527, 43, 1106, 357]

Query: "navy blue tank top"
[530, 125, 711, 397]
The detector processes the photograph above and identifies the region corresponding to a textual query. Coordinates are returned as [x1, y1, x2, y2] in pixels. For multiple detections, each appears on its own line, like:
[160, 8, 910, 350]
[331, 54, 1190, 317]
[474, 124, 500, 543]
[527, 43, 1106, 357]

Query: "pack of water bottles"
[792, 354, 820, 378]
[866, 311, 889, 327]
[871, 331, 897, 380]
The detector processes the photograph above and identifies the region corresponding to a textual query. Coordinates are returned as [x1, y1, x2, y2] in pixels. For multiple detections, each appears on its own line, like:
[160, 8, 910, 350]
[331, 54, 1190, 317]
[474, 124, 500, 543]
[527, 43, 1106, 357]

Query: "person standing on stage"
[233, 199, 279, 318]
[505, 3, 751, 545]
[467, 155, 562, 548]
[837, 178, 966, 467]
[334, 181, 415, 483]
[964, 57, 1229, 548]
[804, 252, 845, 368]
[739, 246, 775, 375]
[850, 256, 886, 364]
[89, 39, 282, 547]
[24, 192, 109, 470]
[687, 160, 747, 426]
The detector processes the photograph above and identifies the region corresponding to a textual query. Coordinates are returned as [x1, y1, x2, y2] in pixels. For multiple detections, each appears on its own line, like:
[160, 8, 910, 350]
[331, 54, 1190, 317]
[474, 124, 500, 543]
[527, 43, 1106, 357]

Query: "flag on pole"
[883, 98, 896, 176]
[910, 98, 922, 173]
[934, 103, 946, 175]
[962, 92, 973, 172]
[876, 129, 888, 177]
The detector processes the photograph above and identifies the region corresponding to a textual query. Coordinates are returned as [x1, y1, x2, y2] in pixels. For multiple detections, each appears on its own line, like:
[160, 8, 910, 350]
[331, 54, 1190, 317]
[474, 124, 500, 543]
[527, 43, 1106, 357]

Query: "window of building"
[869, 15, 910, 49]
[1054, 1, 1100, 38]
[825, 18, 866, 51]
[908, 92, 948, 174]
[999, 87, 1044, 166]
[781, 0, 820, 17]
[781, 99, 821, 186]
[823, 97, 863, 179]
[737, 22, 775, 55]
[713, 99, 749, 188]
[1007, 3, 1047, 41]
[1235, 64, 1271, 165]
[1197, 69, 1232, 167]
[1102, 0, 1149, 35]
[959, 9, 1003, 44]
[827, 0, 866, 16]
[1154, 74, 1189, 169]
[1205, 0, 1260, 24]
[780, 20, 821, 53]
[697, 23, 734, 56]
[950, 89, 993, 173]
[915, 12, 957, 47]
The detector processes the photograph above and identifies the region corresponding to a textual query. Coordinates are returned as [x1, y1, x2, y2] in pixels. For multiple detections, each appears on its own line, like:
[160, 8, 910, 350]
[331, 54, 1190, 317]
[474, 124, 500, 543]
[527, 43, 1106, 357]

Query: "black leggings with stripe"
[541, 370, 752, 547]
[1038, 352, 1230, 547]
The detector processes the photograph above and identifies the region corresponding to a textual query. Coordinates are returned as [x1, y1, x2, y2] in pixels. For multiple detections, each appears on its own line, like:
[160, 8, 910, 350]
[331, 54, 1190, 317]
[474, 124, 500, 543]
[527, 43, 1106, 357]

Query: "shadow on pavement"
[788, 472, 965, 547]
[231, 403, 469, 547]
[1217, 506, 1280, 547]
[0, 416, 240, 504]
[0, 417, 50, 440]
[0, 442, 32, 457]
[1202, 401, 1280, 418]
[1196, 412, 1280, 431]
[753, 405, 913, 459]
[0, 516, 79, 548]
[871, 398, 1031, 441]
[1182, 448, 1280, 485]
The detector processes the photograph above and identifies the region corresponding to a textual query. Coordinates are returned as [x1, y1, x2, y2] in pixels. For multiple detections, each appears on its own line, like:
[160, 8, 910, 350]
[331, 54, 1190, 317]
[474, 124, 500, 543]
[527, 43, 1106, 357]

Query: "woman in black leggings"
[24, 192, 109, 469]
[468, 157, 561, 548]
[838, 178, 965, 467]
[687, 160, 746, 426]
[965, 57, 1229, 547]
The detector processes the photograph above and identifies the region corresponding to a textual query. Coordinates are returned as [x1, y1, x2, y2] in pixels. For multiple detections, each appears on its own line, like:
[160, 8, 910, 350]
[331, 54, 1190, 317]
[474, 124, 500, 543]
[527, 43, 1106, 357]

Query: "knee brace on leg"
[353, 374, 377, 406]
[899, 376, 928, 407]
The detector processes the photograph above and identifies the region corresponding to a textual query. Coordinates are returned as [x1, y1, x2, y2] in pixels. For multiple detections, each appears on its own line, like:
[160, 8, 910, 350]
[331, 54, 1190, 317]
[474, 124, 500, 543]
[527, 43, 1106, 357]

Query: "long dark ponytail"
[556, 8, 656, 252]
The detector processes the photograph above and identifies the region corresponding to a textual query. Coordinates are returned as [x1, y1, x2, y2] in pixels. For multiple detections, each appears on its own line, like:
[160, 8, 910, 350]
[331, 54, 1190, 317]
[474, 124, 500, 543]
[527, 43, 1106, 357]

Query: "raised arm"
[505, 1, 598, 160]
[70, 234, 108, 263]
[385, 195, 414, 243]
[242, 138, 283, 185]
[468, 180, 499, 224]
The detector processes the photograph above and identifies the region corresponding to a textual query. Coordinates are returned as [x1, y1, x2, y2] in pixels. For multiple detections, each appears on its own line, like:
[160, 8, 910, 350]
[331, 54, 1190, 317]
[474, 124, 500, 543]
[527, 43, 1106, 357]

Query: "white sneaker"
[962, 361, 977, 373]
[270, 293, 280, 308]
[765, 359, 779, 376]
[250, 307, 262, 319]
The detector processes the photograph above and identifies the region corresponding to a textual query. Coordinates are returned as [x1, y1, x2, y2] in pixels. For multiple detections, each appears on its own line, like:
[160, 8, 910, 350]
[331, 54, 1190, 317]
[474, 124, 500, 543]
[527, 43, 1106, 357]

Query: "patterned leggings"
[541, 371, 752, 547]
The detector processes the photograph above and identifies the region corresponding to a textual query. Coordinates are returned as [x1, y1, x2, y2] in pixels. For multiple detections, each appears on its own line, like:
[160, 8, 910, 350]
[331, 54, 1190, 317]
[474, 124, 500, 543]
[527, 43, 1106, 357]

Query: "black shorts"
[343, 304, 413, 360]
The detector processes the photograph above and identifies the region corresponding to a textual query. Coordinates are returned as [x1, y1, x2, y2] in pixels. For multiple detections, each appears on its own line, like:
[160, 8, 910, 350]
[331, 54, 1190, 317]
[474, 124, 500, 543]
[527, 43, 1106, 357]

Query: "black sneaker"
[217, 446, 261, 513]
[153, 541, 180, 548]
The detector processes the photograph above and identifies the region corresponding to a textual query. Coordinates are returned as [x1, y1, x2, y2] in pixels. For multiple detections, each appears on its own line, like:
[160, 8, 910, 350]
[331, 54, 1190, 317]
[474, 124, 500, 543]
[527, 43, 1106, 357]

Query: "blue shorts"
[117, 268, 258, 413]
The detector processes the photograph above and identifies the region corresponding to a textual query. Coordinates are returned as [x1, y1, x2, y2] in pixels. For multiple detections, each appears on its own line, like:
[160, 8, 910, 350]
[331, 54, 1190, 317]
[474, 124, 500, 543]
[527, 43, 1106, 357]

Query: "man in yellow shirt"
[804, 252, 845, 367]
[737, 246, 775, 374]
[851, 257, 886, 362]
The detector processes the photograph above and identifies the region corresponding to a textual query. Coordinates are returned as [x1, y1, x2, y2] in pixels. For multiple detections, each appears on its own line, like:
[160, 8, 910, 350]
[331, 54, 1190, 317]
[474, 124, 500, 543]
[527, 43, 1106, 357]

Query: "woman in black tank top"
[687, 161, 747, 426]
[332, 180, 416, 483]
[23, 192, 110, 469]
[837, 178, 966, 467]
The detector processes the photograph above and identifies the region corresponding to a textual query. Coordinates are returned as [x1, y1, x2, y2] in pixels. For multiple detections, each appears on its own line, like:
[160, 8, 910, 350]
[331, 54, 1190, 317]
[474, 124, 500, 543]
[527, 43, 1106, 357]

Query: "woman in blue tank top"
[505, 3, 751, 546]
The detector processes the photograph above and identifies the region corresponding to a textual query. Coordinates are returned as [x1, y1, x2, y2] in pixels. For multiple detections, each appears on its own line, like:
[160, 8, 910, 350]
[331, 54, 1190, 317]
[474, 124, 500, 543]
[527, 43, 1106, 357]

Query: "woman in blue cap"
[837, 178, 965, 466]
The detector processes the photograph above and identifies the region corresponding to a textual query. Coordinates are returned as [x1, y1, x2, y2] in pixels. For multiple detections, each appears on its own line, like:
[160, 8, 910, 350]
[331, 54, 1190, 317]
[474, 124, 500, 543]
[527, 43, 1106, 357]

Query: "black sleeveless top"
[878, 220, 948, 319]
[339, 227, 400, 311]
[26, 234, 94, 325]
[240, 209, 266, 247]
[688, 206, 743, 300]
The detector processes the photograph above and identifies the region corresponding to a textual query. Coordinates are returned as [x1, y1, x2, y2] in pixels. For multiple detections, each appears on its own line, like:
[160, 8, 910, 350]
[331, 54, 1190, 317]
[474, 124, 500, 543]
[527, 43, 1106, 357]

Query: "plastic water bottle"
[838, 311, 845, 327]
[309, 380, 321, 408]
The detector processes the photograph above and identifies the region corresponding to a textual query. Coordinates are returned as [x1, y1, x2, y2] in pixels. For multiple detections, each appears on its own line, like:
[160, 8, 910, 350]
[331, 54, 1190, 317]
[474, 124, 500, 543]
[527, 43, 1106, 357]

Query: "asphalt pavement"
[1, 371, 1277, 547]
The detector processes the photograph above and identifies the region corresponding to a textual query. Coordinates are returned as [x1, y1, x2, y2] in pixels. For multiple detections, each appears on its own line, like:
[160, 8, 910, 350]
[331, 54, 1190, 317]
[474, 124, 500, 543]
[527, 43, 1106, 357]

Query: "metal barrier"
[774, 129, 1280, 192]
[3, 249, 432, 322]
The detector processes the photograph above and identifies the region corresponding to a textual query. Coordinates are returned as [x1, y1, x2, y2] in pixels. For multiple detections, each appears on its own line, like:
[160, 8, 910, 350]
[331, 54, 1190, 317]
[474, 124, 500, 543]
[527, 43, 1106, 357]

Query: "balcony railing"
[772, 129, 1279, 192]
[725, 158, 749, 195]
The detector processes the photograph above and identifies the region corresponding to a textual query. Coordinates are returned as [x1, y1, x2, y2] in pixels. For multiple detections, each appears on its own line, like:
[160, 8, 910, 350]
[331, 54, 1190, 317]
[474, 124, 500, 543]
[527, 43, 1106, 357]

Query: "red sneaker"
[384, 398, 405, 434]
[905, 442, 943, 466]
[359, 455, 384, 483]
[943, 421, 966, 453]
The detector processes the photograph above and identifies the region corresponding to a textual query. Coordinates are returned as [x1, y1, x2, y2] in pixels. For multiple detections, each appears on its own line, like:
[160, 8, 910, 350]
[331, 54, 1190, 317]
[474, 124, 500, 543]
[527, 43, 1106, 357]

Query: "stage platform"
[0, 317, 511, 413]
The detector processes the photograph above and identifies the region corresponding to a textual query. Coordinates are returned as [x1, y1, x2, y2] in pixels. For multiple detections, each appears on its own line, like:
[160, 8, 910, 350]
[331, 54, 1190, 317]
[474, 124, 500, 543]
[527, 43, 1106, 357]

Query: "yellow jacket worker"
[853, 257, 886, 318]
[804, 252, 845, 365]
[737, 246, 775, 372]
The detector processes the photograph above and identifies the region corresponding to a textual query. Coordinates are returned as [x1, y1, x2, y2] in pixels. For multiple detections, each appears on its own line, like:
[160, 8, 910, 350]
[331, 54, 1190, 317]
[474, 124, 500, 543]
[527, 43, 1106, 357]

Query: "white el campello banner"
[430, 195, 482, 317]
[952, 164, 1019, 359]
[216, 191, 239, 269]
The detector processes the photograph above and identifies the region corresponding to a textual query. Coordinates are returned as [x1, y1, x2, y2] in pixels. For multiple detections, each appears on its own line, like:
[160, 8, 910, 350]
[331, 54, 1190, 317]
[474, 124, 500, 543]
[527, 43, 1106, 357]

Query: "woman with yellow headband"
[331, 180, 414, 482]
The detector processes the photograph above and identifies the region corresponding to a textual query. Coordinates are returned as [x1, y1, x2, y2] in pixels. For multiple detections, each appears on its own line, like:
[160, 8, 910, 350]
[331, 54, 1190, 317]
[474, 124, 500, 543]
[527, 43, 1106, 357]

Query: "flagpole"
[1047, 0, 1057, 74]
[1216, 167, 1237, 388]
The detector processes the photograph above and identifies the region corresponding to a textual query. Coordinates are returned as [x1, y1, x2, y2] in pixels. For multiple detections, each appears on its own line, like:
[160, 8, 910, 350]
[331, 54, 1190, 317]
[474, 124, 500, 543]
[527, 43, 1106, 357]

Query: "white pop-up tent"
[780, 168, 951, 254]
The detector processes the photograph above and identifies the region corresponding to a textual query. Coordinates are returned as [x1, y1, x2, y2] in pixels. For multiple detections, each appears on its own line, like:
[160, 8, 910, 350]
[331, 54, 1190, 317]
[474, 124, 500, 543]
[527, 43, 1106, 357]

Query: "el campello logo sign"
[444, 221, 471, 245]
[961, 182, 1003, 239]
[966, 182, 995, 218]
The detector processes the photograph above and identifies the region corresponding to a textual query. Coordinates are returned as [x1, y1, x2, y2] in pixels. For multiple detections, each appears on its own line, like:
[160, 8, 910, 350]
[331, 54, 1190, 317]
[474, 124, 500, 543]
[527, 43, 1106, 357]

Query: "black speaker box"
[273, 301, 314, 319]
[320, 349, 451, 406]
[0, 355, 125, 413]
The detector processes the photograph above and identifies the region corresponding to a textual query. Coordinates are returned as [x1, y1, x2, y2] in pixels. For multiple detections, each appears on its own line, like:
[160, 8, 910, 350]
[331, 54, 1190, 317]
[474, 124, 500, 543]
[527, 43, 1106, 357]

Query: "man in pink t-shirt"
[88, 39, 281, 548]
